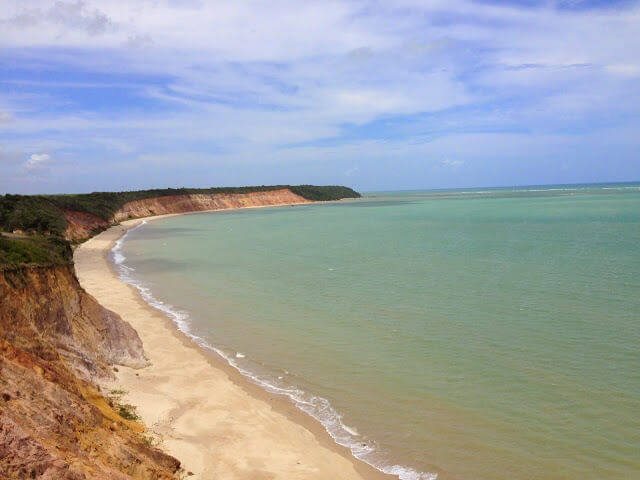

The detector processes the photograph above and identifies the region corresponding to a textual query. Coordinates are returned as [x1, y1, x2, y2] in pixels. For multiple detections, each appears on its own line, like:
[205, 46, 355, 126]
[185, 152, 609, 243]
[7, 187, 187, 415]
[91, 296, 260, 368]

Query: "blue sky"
[1, 0, 639, 193]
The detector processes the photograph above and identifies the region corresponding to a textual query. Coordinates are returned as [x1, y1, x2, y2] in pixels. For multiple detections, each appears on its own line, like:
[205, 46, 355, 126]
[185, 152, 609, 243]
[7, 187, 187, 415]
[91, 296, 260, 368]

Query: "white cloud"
[1, 0, 639, 192]
[24, 152, 51, 169]
[439, 159, 465, 169]
[0, 112, 13, 133]
[605, 64, 640, 77]
[123, 33, 154, 49]
[47, 0, 111, 35]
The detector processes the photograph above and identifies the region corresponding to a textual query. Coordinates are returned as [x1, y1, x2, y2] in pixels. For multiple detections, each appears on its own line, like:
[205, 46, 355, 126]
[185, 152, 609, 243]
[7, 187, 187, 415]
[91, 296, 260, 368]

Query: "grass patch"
[140, 434, 156, 447]
[106, 389, 141, 422]
[108, 390, 158, 447]
[116, 403, 141, 421]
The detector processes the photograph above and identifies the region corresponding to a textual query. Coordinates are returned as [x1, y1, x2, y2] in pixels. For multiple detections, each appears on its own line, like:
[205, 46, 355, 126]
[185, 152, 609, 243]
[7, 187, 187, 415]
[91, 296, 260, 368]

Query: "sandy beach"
[74, 214, 391, 480]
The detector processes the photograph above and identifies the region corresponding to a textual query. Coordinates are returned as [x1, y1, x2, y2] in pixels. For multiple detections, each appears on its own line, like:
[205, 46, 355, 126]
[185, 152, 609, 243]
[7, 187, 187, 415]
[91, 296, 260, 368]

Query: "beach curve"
[74, 212, 392, 480]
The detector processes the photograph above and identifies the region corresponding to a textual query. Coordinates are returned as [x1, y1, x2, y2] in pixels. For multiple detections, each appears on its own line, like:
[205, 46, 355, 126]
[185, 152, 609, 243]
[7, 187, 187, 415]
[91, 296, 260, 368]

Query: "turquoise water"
[114, 184, 640, 480]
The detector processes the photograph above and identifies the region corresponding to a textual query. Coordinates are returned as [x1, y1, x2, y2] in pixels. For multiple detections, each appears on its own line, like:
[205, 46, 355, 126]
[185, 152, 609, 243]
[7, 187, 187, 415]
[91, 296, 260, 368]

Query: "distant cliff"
[69, 188, 311, 242]
[0, 185, 360, 244]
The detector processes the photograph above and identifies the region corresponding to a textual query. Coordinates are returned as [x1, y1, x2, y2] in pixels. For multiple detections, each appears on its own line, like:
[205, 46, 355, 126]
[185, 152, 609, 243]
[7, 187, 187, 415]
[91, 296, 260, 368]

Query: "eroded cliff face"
[0, 266, 147, 380]
[63, 210, 109, 243]
[112, 189, 309, 223]
[63, 188, 310, 241]
[0, 266, 180, 479]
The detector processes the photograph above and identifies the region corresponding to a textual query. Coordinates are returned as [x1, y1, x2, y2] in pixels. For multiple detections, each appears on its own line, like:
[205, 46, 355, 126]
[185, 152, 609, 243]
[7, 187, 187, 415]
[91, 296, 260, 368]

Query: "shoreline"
[74, 205, 393, 480]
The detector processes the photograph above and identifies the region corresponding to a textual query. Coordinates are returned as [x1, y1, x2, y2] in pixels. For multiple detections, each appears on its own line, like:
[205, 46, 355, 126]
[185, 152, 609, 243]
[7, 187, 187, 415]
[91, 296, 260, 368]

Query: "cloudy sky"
[1, 0, 639, 193]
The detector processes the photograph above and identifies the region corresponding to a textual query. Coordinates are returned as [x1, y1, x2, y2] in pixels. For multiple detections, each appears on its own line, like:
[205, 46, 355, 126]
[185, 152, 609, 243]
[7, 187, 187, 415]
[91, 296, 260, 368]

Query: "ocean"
[112, 183, 640, 480]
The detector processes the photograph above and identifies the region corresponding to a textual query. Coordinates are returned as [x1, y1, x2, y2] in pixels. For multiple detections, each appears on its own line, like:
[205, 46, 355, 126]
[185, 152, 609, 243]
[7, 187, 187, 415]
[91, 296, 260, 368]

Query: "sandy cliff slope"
[0, 265, 181, 479]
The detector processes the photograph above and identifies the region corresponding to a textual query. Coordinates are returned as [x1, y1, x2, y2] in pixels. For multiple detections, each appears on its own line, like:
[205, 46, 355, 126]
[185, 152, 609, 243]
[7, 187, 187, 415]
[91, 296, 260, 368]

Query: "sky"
[0, 0, 639, 194]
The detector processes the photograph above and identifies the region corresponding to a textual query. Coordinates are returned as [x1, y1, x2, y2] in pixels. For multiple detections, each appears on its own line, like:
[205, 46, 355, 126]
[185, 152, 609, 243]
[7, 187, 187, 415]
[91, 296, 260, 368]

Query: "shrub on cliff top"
[0, 236, 72, 269]
[289, 185, 360, 201]
[0, 195, 67, 236]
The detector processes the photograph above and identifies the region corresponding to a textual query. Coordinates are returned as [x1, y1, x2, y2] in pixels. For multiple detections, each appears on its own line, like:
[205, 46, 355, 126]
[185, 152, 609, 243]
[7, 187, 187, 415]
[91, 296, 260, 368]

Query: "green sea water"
[114, 184, 640, 480]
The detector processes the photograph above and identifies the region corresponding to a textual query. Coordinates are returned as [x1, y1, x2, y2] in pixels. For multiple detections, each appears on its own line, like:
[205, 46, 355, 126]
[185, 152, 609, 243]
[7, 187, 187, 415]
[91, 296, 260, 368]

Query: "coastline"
[74, 207, 393, 480]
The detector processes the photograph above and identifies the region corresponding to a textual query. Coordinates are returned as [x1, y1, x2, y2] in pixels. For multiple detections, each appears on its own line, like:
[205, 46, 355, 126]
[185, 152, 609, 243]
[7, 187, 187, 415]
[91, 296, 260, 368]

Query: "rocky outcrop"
[63, 189, 310, 242]
[0, 266, 180, 479]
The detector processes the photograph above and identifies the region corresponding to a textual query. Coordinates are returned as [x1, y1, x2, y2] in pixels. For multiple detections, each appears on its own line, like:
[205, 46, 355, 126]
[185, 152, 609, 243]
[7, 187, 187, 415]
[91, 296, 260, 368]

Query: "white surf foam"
[111, 223, 436, 480]
[112, 220, 147, 266]
[341, 421, 360, 436]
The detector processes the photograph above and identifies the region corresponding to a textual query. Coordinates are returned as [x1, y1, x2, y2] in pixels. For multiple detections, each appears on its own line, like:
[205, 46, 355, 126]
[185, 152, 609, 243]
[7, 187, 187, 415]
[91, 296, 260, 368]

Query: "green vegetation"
[107, 389, 141, 422]
[0, 194, 67, 236]
[116, 403, 141, 421]
[0, 185, 360, 268]
[140, 434, 156, 447]
[289, 185, 360, 202]
[0, 235, 72, 270]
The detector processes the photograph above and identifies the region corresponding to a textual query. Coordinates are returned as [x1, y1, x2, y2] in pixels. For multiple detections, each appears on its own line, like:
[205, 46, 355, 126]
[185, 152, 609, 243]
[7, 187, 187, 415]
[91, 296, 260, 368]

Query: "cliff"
[63, 189, 310, 242]
[112, 189, 309, 222]
[62, 210, 109, 243]
[0, 265, 181, 478]
[1, 185, 360, 244]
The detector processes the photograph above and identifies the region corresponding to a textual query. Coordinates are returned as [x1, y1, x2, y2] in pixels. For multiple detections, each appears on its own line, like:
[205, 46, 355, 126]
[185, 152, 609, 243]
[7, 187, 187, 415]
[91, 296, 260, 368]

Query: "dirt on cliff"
[0, 265, 180, 479]
[112, 189, 309, 222]
[63, 210, 109, 243]
[63, 189, 309, 242]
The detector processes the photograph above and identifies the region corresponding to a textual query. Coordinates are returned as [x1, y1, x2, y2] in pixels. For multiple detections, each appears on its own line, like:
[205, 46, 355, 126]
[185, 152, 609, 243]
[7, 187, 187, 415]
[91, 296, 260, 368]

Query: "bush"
[0, 195, 67, 236]
[0, 236, 72, 269]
